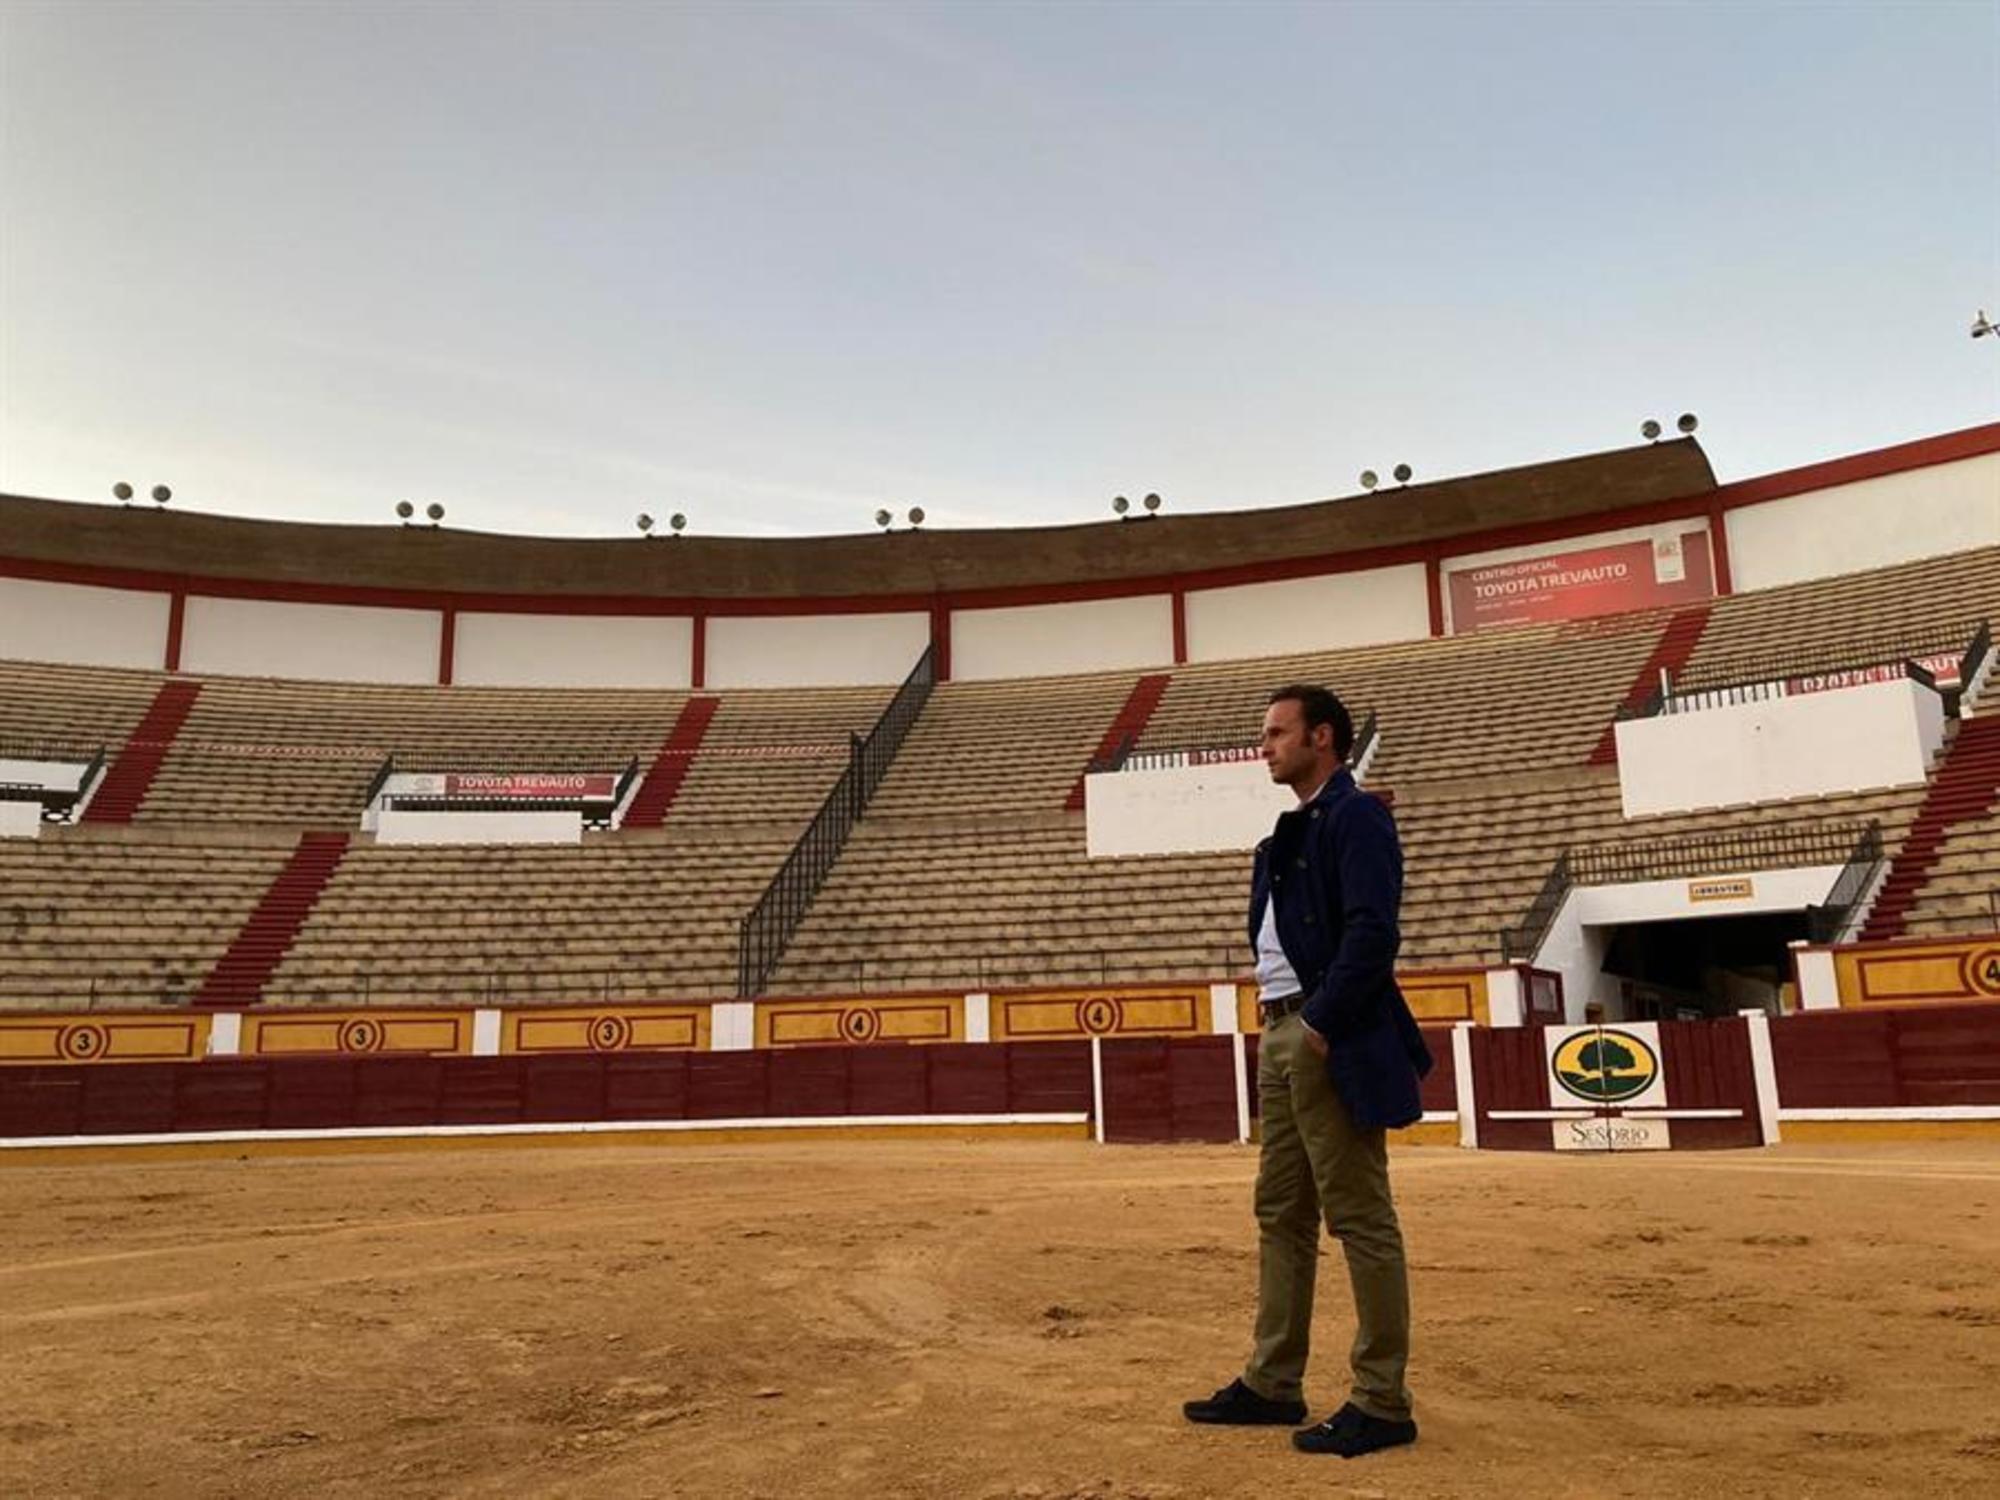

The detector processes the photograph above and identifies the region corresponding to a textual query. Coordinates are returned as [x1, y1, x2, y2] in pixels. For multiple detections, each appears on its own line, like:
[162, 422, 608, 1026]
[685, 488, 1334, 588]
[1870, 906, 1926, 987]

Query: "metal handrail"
[1959, 619, 1994, 702]
[612, 755, 641, 808]
[1500, 851, 1572, 963]
[735, 645, 936, 997]
[1806, 822, 1887, 944]
[362, 754, 395, 807]
[1617, 621, 1986, 721]
[1104, 708, 1380, 777]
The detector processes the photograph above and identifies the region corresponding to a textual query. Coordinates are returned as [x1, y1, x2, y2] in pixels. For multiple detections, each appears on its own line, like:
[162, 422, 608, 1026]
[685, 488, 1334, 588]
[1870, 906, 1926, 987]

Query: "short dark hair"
[1267, 684, 1354, 759]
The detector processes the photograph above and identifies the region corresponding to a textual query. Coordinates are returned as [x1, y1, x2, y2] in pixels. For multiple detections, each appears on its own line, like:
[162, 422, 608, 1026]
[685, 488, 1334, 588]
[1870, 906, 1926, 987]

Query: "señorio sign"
[1446, 530, 1717, 634]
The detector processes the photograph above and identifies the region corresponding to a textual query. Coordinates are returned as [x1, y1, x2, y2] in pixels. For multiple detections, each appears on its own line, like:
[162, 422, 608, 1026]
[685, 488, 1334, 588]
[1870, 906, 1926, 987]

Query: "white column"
[1484, 966, 1526, 1028]
[1231, 1032, 1251, 1145]
[1451, 1022, 1479, 1149]
[471, 1008, 502, 1057]
[206, 1013, 242, 1057]
[964, 992, 991, 1043]
[711, 1000, 755, 1051]
[1089, 1035, 1106, 1145]
[1207, 981, 1239, 1035]
[1740, 1008, 1783, 1146]
[1792, 943, 1841, 1010]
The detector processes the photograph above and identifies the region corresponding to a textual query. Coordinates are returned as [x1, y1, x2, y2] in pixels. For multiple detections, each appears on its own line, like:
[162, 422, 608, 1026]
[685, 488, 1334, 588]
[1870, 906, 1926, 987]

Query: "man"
[1183, 684, 1431, 1459]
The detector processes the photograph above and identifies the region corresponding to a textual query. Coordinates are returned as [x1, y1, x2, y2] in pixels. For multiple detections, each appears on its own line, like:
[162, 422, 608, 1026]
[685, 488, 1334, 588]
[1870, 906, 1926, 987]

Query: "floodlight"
[1112, 495, 1130, 516]
[1359, 470, 1378, 490]
[907, 506, 925, 527]
[1392, 464, 1412, 484]
[112, 481, 133, 502]
[1676, 413, 1698, 435]
[1971, 310, 1995, 339]
[875, 509, 893, 530]
[1640, 419, 1661, 441]
[151, 485, 171, 504]
[395, 500, 415, 520]
[1142, 492, 1161, 513]
[669, 513, 687, 534]
[425, 502, 445, 523]
[636, 513, 654, 535]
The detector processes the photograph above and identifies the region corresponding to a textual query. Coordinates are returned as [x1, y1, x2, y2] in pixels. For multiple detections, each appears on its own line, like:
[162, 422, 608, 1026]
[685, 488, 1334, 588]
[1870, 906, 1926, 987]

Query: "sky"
[1, 1, 1996, 540]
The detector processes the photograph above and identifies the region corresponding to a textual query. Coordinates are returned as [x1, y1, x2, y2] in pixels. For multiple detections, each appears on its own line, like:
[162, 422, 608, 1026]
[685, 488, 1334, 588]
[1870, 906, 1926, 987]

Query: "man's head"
[1261, 684, 1353, 797]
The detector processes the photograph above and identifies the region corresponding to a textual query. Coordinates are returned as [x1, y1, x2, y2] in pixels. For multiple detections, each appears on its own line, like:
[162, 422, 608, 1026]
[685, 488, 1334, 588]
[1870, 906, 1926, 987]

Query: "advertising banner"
[1786, 651, 1962, 695]
[442, 773, 618, 799]
[1447, 530, 1715, 634]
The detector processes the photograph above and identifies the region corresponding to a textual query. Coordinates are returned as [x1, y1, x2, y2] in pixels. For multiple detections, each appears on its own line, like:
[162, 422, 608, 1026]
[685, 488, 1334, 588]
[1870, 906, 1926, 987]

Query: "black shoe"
[1182, 1378, 1308, 1426]
[1291, 1401, 1418, 1456]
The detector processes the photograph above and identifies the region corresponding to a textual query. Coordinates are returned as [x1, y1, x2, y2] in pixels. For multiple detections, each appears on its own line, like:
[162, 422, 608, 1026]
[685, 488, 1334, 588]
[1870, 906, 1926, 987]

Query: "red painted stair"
[1859, 715, 2000, 942]
[80, 679, 202, 824]
[1066, 673, 1173, 812]
[194, 831, 351, 1007]
[1588, 604, 1713, 766]
[622, 696, 720, 829]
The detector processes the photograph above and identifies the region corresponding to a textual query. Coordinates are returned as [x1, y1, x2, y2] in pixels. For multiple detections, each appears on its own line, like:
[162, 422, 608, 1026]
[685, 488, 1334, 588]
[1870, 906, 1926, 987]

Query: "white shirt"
[1254, 775, 1333, 1004]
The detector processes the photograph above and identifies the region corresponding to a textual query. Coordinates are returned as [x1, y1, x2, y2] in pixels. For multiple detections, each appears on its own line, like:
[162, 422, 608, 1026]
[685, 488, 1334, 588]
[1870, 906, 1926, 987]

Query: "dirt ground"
[3, 1135, 1998, 1500]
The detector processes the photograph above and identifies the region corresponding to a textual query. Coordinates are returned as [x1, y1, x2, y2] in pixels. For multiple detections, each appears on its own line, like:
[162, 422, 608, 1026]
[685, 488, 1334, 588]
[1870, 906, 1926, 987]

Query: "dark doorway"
[1600, 910, 1810, 1019]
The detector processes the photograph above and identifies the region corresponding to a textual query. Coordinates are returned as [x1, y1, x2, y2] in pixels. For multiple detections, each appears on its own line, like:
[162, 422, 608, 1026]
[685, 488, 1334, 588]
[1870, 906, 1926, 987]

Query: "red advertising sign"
[1786, 652, 1961, 695]
[1447, 531, 1716, 634]
[443, 773, 618, 799]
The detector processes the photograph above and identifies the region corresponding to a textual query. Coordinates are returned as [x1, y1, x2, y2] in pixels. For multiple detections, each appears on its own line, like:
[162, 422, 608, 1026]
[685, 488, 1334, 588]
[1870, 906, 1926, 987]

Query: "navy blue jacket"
[1248, 767, 1433, 1130]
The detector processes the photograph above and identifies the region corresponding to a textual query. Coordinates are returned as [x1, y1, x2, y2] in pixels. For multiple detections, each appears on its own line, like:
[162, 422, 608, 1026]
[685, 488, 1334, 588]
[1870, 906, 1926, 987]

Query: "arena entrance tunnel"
[1598, 909, 1812, 1020]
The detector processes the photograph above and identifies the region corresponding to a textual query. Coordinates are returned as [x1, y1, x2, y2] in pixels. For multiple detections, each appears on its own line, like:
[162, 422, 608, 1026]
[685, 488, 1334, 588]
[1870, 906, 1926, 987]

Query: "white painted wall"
[1085, 757, 1292, 857]
[0, 800, 41, 839]
[1726, 452, 2000, 593]
[453, 612, 693, 689]
[0, 577, 170, 669]
[374, 809, 582, 845]
[706, 612, 929, 688]
[1615, 677, 1944, 818]
[0, 759, 86, 790]
[1535, 864, 1845, 1022]
[181, 597, 442, 684]
[1183, 564, 1430, 662]
[951, 594, 1173, 681]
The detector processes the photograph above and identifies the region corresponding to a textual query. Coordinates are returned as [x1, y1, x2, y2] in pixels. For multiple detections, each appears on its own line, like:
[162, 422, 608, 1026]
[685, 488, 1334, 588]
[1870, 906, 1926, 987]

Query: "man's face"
[1261, 698, 1325, 786]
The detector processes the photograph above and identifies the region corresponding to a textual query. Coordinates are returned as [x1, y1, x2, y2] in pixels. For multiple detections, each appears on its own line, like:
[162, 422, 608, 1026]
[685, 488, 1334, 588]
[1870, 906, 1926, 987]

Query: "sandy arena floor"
[3, 1135, 1998, 1499]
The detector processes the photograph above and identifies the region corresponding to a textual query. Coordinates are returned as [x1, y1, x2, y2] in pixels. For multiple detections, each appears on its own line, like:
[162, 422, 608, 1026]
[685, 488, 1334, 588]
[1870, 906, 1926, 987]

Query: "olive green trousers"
[1241, 1010, 1414, 1423]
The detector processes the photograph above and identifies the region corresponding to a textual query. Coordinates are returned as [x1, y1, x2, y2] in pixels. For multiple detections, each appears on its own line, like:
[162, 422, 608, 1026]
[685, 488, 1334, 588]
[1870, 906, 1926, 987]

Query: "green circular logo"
[1552, 1029, 1659, 1104]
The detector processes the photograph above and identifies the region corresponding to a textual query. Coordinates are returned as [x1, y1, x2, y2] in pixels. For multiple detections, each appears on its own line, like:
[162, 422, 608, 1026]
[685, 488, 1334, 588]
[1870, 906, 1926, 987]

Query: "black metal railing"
[1501, 851, 1573, 963]
[362, 754, 396, 807]
[1960, 619, 1994, 706]
[1096, 709, 1380, 777]
[612, 755, 641, 808]
[1084, 728, 1141, 776]
[1618, 621, 1986, 721]
[1499, 819, 1880, 961]
[736, 645, 936, 997]
[1805, 822, 1887, 944]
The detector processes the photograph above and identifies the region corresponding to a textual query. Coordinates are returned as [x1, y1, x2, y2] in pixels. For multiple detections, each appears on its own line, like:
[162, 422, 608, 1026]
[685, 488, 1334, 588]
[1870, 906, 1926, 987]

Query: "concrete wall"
[453, 612, 693, 689]
[1614, 677, 1944, 818]
[1726, 452, 2000, 593]
[0, 577, 170, 670]
[1183, 564, 1430, 662]
[705, 612, 929, 688]
[950, 595, 1173, 681]
[181, 597, 441, 684]
[374, 809, 583, 845]
[1084, 756, 1292, 857]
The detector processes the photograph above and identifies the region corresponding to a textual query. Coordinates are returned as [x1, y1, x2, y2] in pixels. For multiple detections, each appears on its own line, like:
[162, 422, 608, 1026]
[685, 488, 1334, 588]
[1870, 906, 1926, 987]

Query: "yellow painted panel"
[506, 1007, 707, 1054]
[1834, 937, 2000, 1008]
[991, 986, 1205, 1040]
[0, 1016, 207, 1065]
[246, 1010, 469, 1056]
[1231, 969, 1489, 1034]
[758, 998, 960, 1048]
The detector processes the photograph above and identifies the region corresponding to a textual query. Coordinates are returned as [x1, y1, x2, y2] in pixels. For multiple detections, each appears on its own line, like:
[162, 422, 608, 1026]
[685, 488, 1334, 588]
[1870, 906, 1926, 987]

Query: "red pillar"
[437, 607, 457, 686]
[164, 589, 186, 671]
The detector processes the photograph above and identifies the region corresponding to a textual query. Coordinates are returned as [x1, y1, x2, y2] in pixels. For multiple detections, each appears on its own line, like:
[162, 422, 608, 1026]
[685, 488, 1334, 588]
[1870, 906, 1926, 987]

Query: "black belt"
[1258, 993, 1306, 1025]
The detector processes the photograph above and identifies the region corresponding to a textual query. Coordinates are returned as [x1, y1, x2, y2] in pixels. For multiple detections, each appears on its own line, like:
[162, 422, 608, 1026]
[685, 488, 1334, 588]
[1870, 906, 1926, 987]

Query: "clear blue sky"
[2, 1, 1995, 539]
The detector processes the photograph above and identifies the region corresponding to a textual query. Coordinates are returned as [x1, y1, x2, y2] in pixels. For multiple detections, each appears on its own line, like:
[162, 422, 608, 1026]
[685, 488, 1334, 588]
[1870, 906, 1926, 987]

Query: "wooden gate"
[1470, 1018, 1764, 1151]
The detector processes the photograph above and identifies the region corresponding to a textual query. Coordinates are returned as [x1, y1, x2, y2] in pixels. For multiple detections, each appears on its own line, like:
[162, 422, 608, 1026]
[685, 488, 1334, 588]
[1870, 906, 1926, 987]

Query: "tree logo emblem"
[1551, 1029, 1659, 1104]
